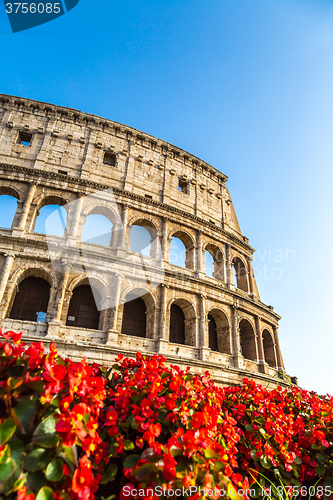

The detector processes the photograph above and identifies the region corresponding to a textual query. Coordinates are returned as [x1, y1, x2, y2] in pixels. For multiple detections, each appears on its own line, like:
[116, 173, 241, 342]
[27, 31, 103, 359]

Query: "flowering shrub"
[0, 329, 332, 500]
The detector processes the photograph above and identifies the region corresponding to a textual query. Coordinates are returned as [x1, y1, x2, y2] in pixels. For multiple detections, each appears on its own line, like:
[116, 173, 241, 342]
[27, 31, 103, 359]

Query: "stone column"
[66, 196, 84, 245]
[12, 183, 37, 237]
[46, 264, 70, 338]
[247, 256, 255, 297]
[225, 244, 233, 287]
[158, 284, 169, 354]
[273, 325, 285, 371]
[196, 230, 205, 277]
[106, 274, 122, 344]
[161, 217, 169, 262]
[198, 294, 210, 361]
[117, 204, 129, 256]
[0, 253, 15, 306]
[255, 315, 266, 373]
[232, 304, 244, 368]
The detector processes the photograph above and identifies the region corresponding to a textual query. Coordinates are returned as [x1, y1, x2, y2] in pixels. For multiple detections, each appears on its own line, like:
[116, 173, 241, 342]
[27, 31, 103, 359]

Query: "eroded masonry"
[0, 94, 294, 387]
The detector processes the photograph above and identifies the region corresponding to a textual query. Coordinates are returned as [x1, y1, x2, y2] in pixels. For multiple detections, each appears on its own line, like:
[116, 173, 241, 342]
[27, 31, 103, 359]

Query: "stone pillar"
[198, 294, 210, 361]
[161, 217, 169, 262]
[12, 183, 37, 236]
[247, 256, 255, 297]
[273, 325, 285, 371]
[158, 284, 169, 354]
[255, 315, 267, 373]
[106, 274, 122, 344]
[46, 264, 70, 338]
[117, 204, 129, 256]
[232, 305, 244, 368]
[225, 244, 233, 287]
[66, 196, 84, 245]
[0, 253, 15, 306]
[196, 230, 205, 277]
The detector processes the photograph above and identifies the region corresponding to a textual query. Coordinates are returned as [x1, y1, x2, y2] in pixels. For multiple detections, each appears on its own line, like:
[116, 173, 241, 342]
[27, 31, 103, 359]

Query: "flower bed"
[0, 330, 332, 500]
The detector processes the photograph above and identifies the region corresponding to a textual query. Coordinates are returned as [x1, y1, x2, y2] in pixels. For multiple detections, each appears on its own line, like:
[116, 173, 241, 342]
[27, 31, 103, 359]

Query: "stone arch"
[128, 218, 159, 259]
[6, 266, 55, 323]
[232, 256, 249, 292]
[0, 185, 21, 200]
[65, 276, 105, 331]
[31, 195, 69, 236]
[169, 230, 195, 269]
[169, 297, 196, 346]
[79, 204, 119, 247]
[262, 328, 277, 368]
[239, 318, 257, 361]
[120, 287, 156, 339]
[204, 243, 224, 281]
[208, 308, 231, 354]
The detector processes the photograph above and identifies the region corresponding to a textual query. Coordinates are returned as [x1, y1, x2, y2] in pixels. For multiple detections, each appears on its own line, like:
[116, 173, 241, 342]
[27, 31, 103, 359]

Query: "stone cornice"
[0, 94, 228, 183]
[0, 162, 254, 253]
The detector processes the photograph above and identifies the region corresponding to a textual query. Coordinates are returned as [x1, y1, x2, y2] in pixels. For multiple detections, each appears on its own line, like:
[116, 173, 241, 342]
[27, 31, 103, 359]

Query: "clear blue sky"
[1, 0, 333, 394]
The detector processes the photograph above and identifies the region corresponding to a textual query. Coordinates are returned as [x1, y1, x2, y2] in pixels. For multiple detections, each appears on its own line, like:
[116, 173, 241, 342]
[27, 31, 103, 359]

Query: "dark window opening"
[9, 277, 50, 322]
[122, 295, 146, 337]
[103, 152, 116, 166]
[58, 170, 68, 176]
[170, 304, 185, 344]
[178, 179, 188, 194]
[18, 131, 32, 147]
[145, 194, 153, 199]
[66, 285, 101, 330]
[208, 314, 218, 351]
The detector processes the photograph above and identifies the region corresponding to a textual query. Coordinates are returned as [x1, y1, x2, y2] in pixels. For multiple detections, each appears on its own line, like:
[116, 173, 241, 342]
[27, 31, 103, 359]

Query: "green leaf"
[260, 455, 271, 469]
[245, 424, 254, 432]
[9, 439, 24, 470]
[204, 448, 221, 459]
[131, 463, 156, 481]
[45, 459, 63, 482]
[32, 415, 58, 448]
[36, 486, 54, 500]
[0, 459, 14, 484]
[315, 464, 326, 476]
[24, 448, 50, 472]
[0, 419, 16, 446]
[123, 454, 140, 469]
[124, 440, 135, 451]
[0, 445, 10, 465]
[324, 478, 333, 490]
[316, 453, 328, 464]
[101, 463, 118, 484]
[26, 471, 47, 491]
[12, 400, 36, 434]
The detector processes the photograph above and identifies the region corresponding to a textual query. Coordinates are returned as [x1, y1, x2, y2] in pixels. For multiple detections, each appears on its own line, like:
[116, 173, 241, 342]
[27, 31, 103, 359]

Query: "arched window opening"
[121, 293, 147, 337]
[232, 257, 248, 292]
[81, 214, 113, 246]
[170, 237, 188, 268]
[262, 329, 277, 368]
[129, 225, 152, 257]
[34, 204, 67, 237]
[208, 314, 218, 351]
[208, 309, 231, 354]
[205, 251, 215, 278]
[9, 277, 50, 323]
[239, 319, 257, 361]
[0, 195, 18, 230]
[170, 304, 185, 344]
[66, 285, 101, 330]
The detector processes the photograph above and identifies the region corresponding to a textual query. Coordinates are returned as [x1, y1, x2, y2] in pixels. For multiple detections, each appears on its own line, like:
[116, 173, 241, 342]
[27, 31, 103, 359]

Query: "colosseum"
[0, 94, 293, 387]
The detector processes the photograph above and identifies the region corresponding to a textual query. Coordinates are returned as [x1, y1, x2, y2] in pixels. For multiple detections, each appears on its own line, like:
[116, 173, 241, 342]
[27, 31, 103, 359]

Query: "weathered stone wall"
[0, 94, 291, 388]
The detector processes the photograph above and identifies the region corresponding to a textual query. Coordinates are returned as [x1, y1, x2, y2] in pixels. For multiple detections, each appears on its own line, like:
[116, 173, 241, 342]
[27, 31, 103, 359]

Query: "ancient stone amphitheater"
[0, 94, 292, 387]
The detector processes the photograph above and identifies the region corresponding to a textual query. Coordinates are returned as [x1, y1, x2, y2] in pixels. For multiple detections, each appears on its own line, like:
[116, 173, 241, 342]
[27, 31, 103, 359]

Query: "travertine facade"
[0, 94, 292, 387]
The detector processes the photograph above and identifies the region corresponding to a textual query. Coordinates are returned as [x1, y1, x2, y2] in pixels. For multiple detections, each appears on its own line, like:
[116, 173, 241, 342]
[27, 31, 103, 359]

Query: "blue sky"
[1, 0, 333, 394]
